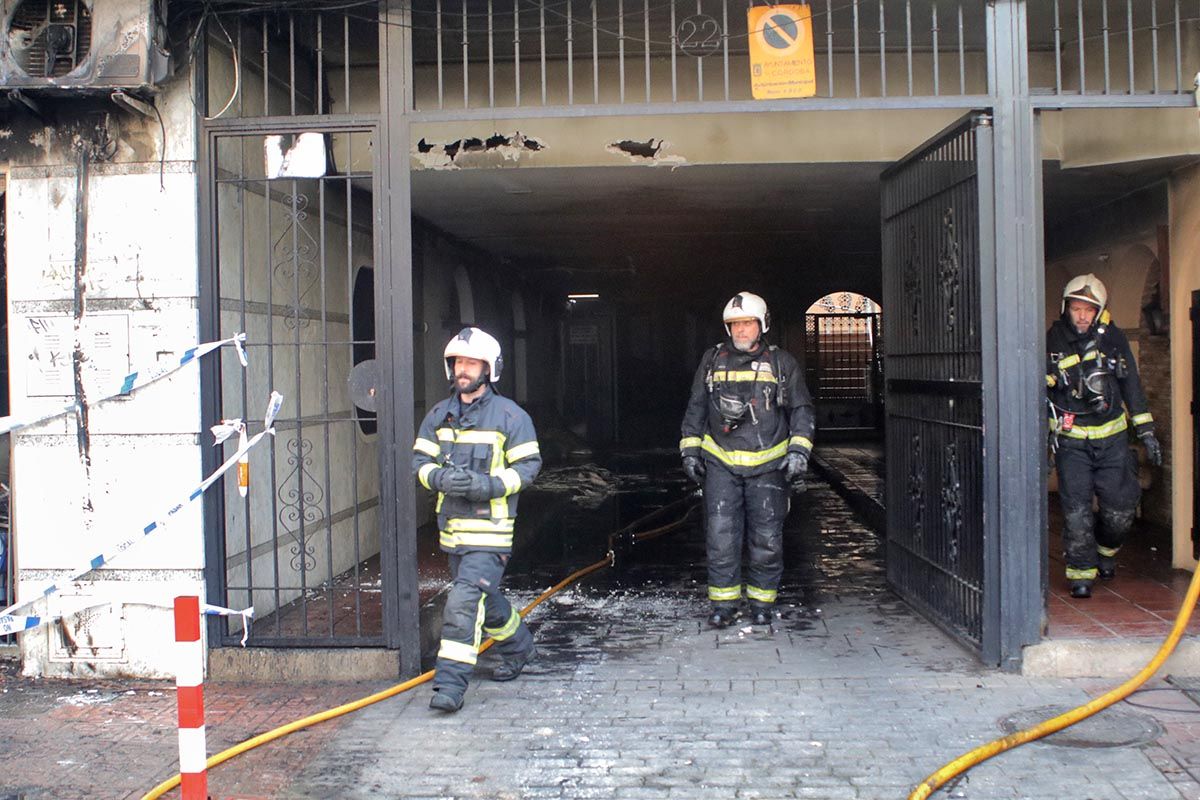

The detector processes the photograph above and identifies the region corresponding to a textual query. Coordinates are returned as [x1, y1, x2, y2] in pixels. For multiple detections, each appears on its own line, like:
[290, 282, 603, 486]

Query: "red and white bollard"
[173, 595, 208, 800]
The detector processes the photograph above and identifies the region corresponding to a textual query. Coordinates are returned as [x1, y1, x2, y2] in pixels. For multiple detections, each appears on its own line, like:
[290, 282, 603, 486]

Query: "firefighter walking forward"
[1047, 274, 1162, 599]
[413, 327, 542, 712]
[680, 292, 815, 628]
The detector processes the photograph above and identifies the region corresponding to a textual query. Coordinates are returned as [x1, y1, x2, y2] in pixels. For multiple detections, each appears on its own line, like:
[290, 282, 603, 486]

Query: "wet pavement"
[2, 458, 1200, 799]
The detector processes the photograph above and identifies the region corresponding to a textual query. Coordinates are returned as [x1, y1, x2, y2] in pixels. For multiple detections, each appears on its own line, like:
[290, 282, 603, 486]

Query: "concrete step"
[1022, 638, 1200, 678]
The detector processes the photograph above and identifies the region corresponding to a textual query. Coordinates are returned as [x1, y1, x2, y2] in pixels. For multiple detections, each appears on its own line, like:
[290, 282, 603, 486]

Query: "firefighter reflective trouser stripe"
[434, 551, 533, 697]
[1054, 435, 1140, 583]
[703, 464, 789, 608]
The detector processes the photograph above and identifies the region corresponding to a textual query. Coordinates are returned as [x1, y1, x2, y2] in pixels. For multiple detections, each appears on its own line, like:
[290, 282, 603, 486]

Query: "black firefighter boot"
[429, 688, 464, 712]
[492, 644, 537, 682]
[751, 606, 774, 626]
[1069, 581, 1093, 599]
[708, 606, 739, 629]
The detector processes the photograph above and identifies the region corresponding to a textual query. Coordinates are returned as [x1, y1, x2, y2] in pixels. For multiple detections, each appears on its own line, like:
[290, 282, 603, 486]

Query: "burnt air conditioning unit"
[0, 0, 169, 93]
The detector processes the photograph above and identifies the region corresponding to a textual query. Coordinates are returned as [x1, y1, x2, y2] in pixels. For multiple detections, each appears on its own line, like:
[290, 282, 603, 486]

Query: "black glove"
[782, 451, 809, 480]
[1139, 432, 1163, 467]
[463, 471, 496, 502]
[682, 455, 706, 484]
[431, 467, 472, 495]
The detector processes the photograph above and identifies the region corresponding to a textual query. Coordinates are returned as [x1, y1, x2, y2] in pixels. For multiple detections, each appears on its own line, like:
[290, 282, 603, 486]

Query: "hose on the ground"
[141, 495, 699, 800]
[909, 561, 1200, 799]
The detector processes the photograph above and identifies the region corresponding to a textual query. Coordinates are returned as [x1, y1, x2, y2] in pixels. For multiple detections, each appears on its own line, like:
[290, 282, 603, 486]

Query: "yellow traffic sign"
[747, 4, 816, 100]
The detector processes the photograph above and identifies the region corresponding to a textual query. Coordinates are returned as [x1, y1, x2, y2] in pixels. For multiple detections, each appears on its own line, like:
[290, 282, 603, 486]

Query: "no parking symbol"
[747, 3, 816, 99]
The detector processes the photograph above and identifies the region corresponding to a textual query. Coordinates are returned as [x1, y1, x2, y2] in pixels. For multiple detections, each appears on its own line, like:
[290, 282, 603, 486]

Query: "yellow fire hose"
[142, 498, 699, 800]
[909, 561, 1200, 799]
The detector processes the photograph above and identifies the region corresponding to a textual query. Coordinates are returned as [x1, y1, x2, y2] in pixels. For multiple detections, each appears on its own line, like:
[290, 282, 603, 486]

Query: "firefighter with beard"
[680, 292, 815, 628]
[413, 327, 541, 712]
[1047, 274, 1161, 599]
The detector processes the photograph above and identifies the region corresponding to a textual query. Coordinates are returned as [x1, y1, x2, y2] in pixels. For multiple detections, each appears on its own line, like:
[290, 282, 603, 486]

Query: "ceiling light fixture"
[567, 293, 600, 300]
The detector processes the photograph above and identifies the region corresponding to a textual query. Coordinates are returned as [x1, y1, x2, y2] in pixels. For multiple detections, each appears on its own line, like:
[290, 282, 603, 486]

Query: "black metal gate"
[804, 312, 882, 436]
[880, 114, 999, 662]
[205, 125, 386, 647]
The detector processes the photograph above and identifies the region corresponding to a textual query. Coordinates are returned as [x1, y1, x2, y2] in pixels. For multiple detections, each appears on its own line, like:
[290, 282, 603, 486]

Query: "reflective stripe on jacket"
[680, 341, 815, 477]
[413, 387, 542, 554]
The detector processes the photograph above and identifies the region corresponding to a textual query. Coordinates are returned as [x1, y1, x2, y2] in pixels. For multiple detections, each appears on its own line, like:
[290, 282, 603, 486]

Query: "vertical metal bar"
[238, 138, 252, 636]
[261, 16, 269, 116]
[265, 152, 280, 637]
[592, 0, 599, 103]
[618, 0, 625, 103]
[852, 0, 860, 97]
[878, 1, 886, 97]
[437, 0, 445, 108]
[462, 0, 470, 108]
[515, 0, 522, 106]
[931, 3, 939, 96]
[670, 0, 678, 101]
[1174, 0, 1182, 92]
[236, 17, 244, 119]
[826, 0, 834, 97]
[289, 14, 297, 115]
[344, 14, 351, 114]
[290, 186, 307, 637]
[722, 0, 729, 100]
[957, 3, 964, 94]
[316, 15, 324, 114]
[346, 161, 363, 636]
[645, 0, 652, 101]
[540, 0, 547, 104]
[1053, 0, 1061, 94]
[319, 178, 333, 638]
[905, 0, 912, 96]
[1101, 0, 1110, 94]
[695, 0, 703, 101]
[487, 0, 495, 107]
[1077, 0, 1085, 94]
[1126, 0, 1134, 93]
[1151, 0, 1159, 93]
[567, 0, 574, 104]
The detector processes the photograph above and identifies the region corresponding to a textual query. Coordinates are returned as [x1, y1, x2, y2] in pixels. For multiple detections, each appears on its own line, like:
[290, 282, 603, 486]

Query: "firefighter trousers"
[1054, 434, 1141, 583]
[703, 463, 790, 609]
[433, 551, 534, 698]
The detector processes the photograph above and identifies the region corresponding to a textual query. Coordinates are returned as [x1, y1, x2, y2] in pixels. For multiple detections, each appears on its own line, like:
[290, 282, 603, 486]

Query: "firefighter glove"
[431, 467, 473, 496]
[783, 451, 809, 480]
[682, 455, 706, 484]
[1139, 431, 1163, 467]
[463, 471, 495, 502]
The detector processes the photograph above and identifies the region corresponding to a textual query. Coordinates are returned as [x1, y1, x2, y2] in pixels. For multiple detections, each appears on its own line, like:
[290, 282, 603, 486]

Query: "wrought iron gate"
[880, 114, 999, 662]
[205, 126, 385, 647]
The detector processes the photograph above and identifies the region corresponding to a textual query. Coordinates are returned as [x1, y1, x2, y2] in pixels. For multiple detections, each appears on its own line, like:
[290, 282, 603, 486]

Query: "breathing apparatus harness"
[1047, 317, 1128, 455]
[705, 343, 787, 434]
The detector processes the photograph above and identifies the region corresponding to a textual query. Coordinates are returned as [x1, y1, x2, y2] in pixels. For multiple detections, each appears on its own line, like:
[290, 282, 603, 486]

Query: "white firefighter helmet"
[1061, 273, 1108, 315]
[443, 327, 503, 382]
[722, 292, 770, 335]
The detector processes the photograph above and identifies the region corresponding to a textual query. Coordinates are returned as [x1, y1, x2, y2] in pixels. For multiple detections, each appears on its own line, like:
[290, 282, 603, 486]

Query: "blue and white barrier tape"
[203, 603, 255, 646]
[0, 332, 248, 436]
[0, 391, 284, 620]
[0, 612, 53, 637]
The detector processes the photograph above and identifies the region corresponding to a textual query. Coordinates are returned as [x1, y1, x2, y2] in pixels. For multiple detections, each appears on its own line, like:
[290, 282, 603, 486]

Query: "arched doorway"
[804, 291, 883, 440]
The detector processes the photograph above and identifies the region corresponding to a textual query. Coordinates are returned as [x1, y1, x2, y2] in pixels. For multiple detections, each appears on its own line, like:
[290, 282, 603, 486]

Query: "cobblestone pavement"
[1, 477, 1198, 800]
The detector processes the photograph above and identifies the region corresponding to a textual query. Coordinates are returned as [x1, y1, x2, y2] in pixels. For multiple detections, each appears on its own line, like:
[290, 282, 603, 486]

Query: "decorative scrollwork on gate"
[272, 193, 320, 330]
[902, 226, 921, 337]
[278, 435, 325, 573]
[941, 441, 963, 568]
[907, 434, 924, 545]
[938, 208, 961, 331]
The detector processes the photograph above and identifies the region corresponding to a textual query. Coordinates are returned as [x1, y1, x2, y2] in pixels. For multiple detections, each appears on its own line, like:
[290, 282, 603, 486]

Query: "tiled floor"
[1047, 506, 1199, 641]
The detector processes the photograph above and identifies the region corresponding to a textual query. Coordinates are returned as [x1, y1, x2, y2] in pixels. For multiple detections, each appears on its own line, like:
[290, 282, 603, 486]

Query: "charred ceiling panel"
[411, 131, 547, 170]
[605, 138, 687, 167]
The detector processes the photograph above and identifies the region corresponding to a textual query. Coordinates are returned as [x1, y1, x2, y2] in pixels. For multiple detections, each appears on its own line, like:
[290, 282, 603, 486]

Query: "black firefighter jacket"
[413, 387, 542, 554]
[1046, 313, 1154, 442]
[680, 340, 815, 477]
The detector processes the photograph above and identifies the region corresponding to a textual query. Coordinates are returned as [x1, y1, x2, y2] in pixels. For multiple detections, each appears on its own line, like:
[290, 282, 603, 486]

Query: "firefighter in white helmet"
[680, 292, 815, 628]
[1047, 274, 1161, 599]
[413, 327, 542, 711]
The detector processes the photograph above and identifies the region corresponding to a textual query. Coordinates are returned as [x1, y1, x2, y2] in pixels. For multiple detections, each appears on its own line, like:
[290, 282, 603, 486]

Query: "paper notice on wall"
[25, 314, 132, 398]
